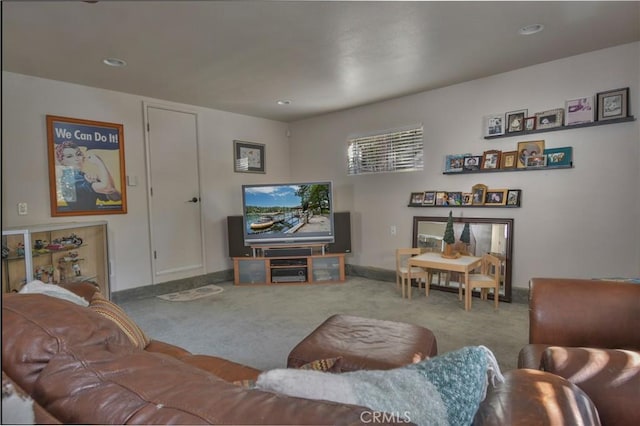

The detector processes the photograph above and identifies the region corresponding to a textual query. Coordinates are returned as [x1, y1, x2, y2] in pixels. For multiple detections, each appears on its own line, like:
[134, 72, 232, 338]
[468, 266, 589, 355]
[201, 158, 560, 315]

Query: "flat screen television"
[241, 181, 335, 246]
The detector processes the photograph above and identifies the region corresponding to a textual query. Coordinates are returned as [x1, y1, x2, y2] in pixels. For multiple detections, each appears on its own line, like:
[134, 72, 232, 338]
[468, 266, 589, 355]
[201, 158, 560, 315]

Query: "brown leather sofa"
[3, 282, 600, 425]
[517, 278, 640, 426]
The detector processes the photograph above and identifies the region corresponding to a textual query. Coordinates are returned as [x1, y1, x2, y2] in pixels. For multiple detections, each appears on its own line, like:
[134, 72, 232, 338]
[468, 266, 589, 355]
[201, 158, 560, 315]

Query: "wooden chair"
[396, 248, 429, 299]
[464, 253, 502, 309]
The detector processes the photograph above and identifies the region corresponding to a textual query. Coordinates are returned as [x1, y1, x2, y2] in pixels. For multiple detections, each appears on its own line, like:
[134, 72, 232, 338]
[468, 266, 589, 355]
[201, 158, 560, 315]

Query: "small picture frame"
[535, 108, 564, 130]
[444, 154, 466, 173]
[565, 97, 594, 125]
[544, 147, 573, 167]
[484, 114, 505, 137]
[517, 140, 545, 168]
[481, 150, 501, 170]
[485, 189, 507, 206]
[423, 191, 436, 206]
[525, 154, 547, 168]
[524, 116, 536, 131]
[462, 193, 474, 206]
[471, 184, 488, 206]
[596, 87, 629, 121]
[409, 192, 426, 206]
[447, 192, 463, 206]
[463, 155, 482, 171]
[435, 191, 448, 206]
[233, 140, 265, 173]
[500, 150, 517, 169]
[506, 189, 521, 207]
[506, 109, 528, 133]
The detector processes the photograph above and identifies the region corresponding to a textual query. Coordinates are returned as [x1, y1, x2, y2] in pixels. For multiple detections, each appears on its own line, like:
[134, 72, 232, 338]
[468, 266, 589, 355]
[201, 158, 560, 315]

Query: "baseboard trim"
[112, 264, 529, 304]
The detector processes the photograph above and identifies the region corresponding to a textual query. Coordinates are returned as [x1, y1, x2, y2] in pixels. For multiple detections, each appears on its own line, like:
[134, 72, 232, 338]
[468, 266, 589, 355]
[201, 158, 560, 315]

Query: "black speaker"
[327, 211, 351, 253]
[227, 216, 252, 257]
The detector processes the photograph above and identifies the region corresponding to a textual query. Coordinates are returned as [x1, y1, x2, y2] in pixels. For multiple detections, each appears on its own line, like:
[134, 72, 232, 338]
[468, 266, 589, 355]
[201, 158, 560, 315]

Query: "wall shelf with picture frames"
[443, 163, 573, 175]
[408, 188, 522, 208]
[484, 115, 635, 140]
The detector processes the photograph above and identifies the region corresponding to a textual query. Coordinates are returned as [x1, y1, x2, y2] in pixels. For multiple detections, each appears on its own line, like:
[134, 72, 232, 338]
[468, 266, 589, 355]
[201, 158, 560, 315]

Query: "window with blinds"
[347, 125, 424, 175]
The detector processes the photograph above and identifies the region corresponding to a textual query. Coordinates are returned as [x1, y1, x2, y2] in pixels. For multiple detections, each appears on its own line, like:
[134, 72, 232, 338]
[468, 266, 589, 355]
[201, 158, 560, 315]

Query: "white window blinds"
[347, 125, 424, 175]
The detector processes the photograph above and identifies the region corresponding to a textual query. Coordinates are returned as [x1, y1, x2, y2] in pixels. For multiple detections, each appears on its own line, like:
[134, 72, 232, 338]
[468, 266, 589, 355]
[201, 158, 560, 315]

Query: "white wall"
[289, 42, 640, 288]
[1, 72, 290, 291]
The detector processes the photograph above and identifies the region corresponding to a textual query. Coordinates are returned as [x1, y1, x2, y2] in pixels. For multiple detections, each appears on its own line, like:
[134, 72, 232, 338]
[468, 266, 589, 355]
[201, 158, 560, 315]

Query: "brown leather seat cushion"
[287, 314, 437, 372]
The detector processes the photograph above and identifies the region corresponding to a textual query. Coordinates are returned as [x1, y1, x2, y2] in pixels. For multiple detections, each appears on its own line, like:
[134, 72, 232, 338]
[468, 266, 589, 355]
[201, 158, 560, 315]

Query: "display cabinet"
[2, 221, 110, 297]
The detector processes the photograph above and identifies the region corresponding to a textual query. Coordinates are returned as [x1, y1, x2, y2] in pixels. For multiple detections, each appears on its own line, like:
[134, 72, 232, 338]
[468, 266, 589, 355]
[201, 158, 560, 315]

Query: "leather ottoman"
[287, 314, 438, 372]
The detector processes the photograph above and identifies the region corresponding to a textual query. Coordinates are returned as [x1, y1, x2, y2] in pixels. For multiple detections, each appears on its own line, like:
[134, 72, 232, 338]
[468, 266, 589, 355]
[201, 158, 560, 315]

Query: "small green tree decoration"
[460, 223, 471, 244]
[443, 211, 455, 245]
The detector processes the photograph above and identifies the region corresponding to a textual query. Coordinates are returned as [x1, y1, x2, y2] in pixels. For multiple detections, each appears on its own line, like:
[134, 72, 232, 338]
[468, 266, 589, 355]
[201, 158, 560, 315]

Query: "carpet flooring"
[120, 277, 529, 372]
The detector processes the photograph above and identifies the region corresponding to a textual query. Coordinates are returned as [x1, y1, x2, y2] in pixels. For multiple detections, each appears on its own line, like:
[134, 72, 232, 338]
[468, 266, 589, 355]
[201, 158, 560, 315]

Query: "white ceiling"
[3, 1, 639, 122]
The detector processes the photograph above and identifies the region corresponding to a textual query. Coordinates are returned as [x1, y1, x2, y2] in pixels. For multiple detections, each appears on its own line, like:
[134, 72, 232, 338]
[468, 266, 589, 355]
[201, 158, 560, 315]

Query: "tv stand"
[233, 244, 345, 285]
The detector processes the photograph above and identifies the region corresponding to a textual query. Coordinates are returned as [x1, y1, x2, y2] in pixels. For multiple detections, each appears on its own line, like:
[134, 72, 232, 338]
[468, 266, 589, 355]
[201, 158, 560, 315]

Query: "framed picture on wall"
[481, 150, 501, 170]
[471, 184, 488, 206]
[500, 150, 518, 169]
[463, 155, 482, 171]
[544, 147, 573, 167]
[234, 140, 265, 173]
[524, 117, 536, 131]
[506, 109, 528, 133]
[596, 87, 629, 121]
[485, 189, 507, 206]
[484, 114, 505, 137]
[409, 192, 426, 206]
[517, 140, 545, 168]
[535, 108, 564, 130]
[565, 97, 594, 125]
[506, 189, 521, 207]
[423, 191, 436, 206]
[46, 115, 127, 217]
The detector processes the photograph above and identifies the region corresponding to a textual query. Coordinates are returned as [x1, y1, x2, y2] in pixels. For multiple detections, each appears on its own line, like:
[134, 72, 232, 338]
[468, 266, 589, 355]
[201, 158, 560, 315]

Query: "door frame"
[142, 101, 206, 284]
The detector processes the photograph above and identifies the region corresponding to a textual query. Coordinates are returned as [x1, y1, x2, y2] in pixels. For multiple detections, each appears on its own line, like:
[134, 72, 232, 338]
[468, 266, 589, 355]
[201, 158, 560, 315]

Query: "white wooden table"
[407, 252, 482, 311]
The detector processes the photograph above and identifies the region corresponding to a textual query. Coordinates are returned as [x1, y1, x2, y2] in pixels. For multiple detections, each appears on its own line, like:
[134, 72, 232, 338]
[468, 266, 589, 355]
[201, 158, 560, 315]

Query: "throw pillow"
[19, 280, 89, 307]
[233, 357, 343, 389]
[256, 346, 504, 426]
[89, 292, 151, 349]
[299, 356, 343, 373]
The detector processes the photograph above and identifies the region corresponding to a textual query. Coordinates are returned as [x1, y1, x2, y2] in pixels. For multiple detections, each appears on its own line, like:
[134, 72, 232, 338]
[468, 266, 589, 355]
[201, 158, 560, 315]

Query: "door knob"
[187, 197, 199, 203]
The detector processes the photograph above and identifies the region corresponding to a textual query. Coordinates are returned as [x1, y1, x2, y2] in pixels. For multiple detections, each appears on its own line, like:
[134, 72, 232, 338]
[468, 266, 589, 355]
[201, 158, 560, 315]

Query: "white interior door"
[145, 105, 204, 282]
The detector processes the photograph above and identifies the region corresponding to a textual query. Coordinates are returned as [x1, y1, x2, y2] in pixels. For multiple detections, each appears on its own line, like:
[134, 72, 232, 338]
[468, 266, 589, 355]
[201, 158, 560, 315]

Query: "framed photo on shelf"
[481, 150, 501, 170]
[524, 116, 536, 131]
[447, 192, 463, 206]
[517, 140, 545, 168]
[409, 192, 426, 206]
[525, 154, 547, 168]
[535, 108, 564, 130]
[463, 155, 482, 171]
[506, 189, 521, 207]
[462, 193, 474, 206]
[544, 147, 573, 167]
[435, 191, 448, 206]
[423, 191, 436, 206]
[506, 109, 528, 133]
[596, 87, 629, 121]
[484, 114, 505, 137]
[471, 184, 488, 206]
[565, 97, 594, 125]
[233, 140, 265, 173]
[485, 189, 507, 206]
[500, 150, 518, 169]
[444, 154, 466, 173]
[46, 115, 127, 217]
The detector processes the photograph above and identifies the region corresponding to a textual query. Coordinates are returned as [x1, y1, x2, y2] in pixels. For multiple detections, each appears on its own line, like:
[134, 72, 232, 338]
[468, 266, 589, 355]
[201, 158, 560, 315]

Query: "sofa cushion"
[541, 346, 640, 426]
[89, 291, 151, 349]
[2, 293, 132, 394]
[257, 346, 503, 426]
[32, 343, 373, 425]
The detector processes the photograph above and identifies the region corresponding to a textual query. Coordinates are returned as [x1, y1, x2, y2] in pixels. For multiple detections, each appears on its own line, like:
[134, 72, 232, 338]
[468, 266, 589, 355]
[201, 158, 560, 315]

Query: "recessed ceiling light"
[276, 100, 291, 105]
[103, 57, 127, 67]
[518, 24, 544, 36]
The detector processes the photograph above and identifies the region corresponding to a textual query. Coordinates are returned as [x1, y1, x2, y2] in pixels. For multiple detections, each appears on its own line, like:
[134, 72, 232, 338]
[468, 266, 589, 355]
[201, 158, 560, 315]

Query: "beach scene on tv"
[244, 184, 331, 235]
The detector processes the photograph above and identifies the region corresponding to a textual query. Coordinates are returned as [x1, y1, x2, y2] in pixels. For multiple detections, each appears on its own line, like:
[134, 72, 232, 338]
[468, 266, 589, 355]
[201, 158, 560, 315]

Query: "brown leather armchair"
[518, 278, 640, 426]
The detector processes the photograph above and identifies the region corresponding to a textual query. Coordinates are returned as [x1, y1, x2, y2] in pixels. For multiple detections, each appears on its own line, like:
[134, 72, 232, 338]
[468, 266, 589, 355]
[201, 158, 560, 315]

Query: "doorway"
[144, 104, 204, 283]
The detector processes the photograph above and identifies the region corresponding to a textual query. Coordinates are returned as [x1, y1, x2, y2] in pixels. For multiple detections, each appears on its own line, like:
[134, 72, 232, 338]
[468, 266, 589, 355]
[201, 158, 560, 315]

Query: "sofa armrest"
[541, 346, 640, 426]
[517, 344, 548, 369]
[474, 369, 600, 426]
[529, 278, 640, 349]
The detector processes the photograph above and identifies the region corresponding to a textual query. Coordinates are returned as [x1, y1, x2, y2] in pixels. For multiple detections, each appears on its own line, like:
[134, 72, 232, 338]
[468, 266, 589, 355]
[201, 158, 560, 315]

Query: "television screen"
[242, 181, 335, 246]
